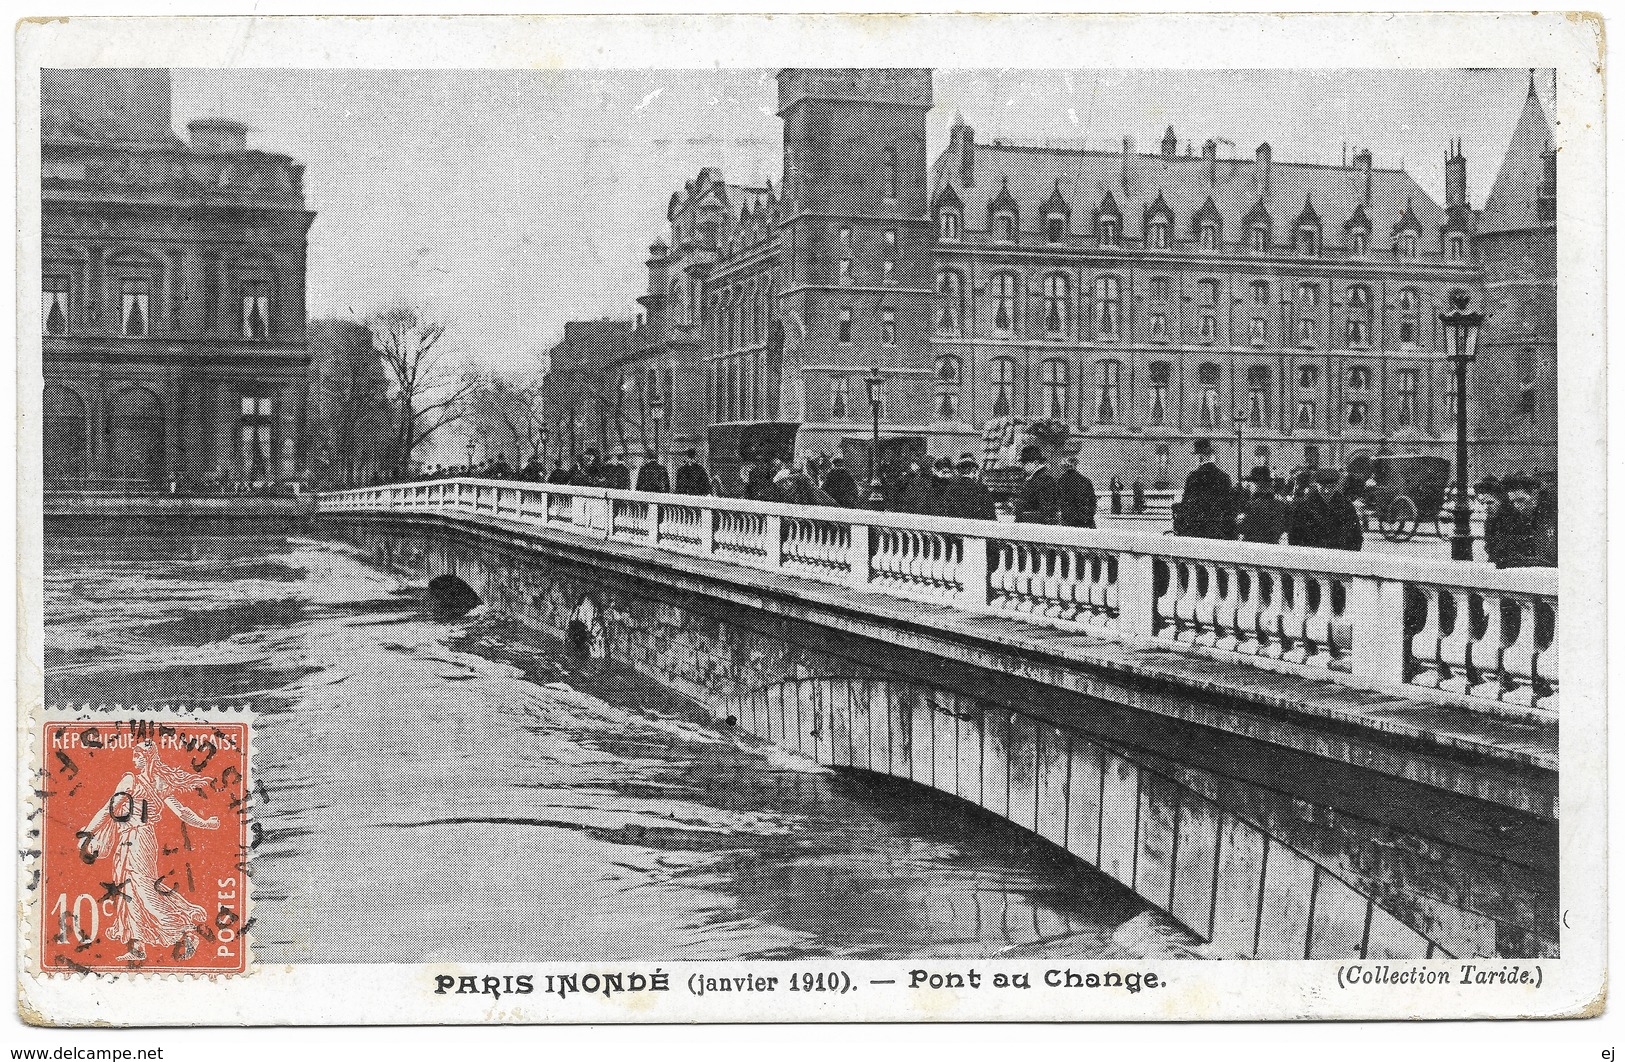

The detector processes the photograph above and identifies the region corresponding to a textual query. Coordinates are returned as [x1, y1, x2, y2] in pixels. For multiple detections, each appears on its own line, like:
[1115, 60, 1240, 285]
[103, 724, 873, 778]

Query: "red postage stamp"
[35, 716, 251, 975]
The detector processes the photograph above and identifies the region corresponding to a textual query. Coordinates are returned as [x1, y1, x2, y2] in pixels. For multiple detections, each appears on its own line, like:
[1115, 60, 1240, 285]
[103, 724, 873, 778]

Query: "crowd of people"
[386, 437, 1555, 569]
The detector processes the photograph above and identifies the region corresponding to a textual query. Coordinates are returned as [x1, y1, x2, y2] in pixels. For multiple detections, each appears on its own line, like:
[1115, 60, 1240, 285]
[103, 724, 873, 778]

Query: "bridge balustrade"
[319, 479, 1559, 716]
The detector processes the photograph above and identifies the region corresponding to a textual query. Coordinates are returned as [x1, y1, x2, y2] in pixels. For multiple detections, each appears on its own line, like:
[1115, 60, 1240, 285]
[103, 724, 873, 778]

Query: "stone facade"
[568, 68, 1557, 486]
[41, 69, 315, 486]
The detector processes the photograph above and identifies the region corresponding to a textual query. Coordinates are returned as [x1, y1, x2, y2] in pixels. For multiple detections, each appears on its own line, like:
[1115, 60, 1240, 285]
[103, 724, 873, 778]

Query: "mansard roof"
[930, 135, 1446, 243]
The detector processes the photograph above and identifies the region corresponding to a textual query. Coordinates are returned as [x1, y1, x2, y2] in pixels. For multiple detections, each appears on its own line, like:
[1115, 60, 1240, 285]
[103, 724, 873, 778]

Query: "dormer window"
[1199, 221, 1219, 250]
[1398, 231, 1418, 257]
[995, 213, 1016, 242]
[1350, 230, 1368, 256]
[1099, 218, 1120, 247]
[1148, 219, 1170, 249]
[939, 210, 961, 240]
[1249, 225, 1268, 252]
[1448, 233, 1467, 261]
[1046, 215, 1066, 243]
[1297, 227, 1319, 255]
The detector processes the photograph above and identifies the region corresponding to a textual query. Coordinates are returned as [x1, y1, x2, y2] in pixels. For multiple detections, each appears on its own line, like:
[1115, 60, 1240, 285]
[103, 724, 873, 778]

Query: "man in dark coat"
[744, 453, 776, 501]
[895, 458, 943, 516]
[520, 456, 545, 481]
[603, 454, 631, 490]
[1175, 439, 1235, 539]
[1321, 471, 1364, 551]
[1483, 476, 1558, 568]
[1013, 445, 1059, 524]
[939, 455, 997, 521]
[570, 449, 603, 487]
[547, 460, 571, 485]
[1287, 478, 1330, 547]
[1238, 467, 1290, 544]
[1056, 456, 1098, 528]
[820, 456, 860, 508]
[674, 449, 711, 496]
[634, 452, 670, 493]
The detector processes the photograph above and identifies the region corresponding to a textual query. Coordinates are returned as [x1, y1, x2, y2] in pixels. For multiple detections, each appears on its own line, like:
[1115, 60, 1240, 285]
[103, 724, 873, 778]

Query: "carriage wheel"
[1380, 496, 1420, 542]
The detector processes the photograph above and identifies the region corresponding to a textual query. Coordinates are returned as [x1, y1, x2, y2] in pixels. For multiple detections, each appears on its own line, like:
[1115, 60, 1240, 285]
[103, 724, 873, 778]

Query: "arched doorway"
[42, 384, 88, 484]
[106, 385, 165, 484]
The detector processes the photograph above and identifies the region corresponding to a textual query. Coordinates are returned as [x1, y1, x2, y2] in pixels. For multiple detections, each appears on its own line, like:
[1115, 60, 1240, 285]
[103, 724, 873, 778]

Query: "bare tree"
[369, 306, 475, 474]
[465, 372, 549, 467]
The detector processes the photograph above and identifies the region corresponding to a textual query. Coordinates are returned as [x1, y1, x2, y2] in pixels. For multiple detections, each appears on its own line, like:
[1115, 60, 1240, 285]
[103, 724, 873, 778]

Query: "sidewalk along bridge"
[318, 478, 1559, 960]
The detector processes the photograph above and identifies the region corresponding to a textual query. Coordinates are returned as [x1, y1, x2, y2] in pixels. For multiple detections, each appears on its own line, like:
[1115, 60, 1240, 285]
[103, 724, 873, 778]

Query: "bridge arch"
[718, 676, 1443, 962]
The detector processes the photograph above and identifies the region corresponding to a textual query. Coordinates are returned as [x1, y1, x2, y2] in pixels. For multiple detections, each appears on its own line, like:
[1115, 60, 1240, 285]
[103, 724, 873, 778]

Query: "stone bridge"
[318, 478, 1559, 960]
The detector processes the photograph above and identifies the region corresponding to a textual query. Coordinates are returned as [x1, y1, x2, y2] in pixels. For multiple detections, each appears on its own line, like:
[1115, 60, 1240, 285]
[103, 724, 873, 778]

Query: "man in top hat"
[1176, 439, 1235, 539]
[674, 448, 712, 495]
[1238, 466, 1290, 544]
[940, 454, 997, 521]
[1013, 444, 1059, 524]
[1056, 455, 1098, 529]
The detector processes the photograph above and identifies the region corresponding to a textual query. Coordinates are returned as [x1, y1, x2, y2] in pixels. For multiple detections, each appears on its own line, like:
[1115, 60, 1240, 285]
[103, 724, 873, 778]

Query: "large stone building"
[40, 69, 314, 486]
[541, 317, 636, 465]
[575, 68, 1556, 485]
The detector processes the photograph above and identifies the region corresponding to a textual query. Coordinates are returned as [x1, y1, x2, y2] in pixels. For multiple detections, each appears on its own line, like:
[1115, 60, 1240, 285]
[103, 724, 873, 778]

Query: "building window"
[1250, 279, 1270, 304]
[1296, 400, 1317, 428]
[1197, 363, 1221, 428]
[1149, 313, 1169, 341]
[1350, 230, 1368, 256]
[1249, 317, 1267, 346]
[940, 210, 961, 240]
[1347, 365, 1372, 391]
[1398, 231, 1418, 257]
[837, 307, 852, 344]
[884, 228, 896, 251]
[1398, 287, 1420, 346]
[1346, 284, 1372, 347]
[830, 375, 849, 421]
[1449, 233, 1467, 261]
[838, 258, 852, 286]
[880, 307, 896, 347]
[1198, 311, 1217, 342]
[238, 395, 274, 479]
[839, 226, 852, 250]
[1346, 400, 1369, 427]
[992, 272, 1018, 335]
[990, 356, 1015, 418]
[1298, 282, 1319, 306]
[754, 292, 765, 344]
[1518, 349, 1538, 419]
[1297, 226, 1319, 256]
[1249, 225, 1268, 252]
[1247, 365, 1270, 427]
[1297, 317, 1316, 347]
[1043, 274, 1070, 336]
[1396, 367, 1418, 426]
[43, 274, 70, 336]
[1346, 284, 1371, 309]
[935, 354, 962, 420]
[996, 213, 1016, 242]
[1093, 359, 1119, 424]
[882, 260, 896, 285]
[120, 278, 151, 337]
[1099, 217, 1119, 247]
[1093, 275, 1121, 340]
[1345, 317, 1371, 347]
[1147, 361, 1170, 425]
[937, 269, 965, 336]
[1148, 219, 1171, 249]
[1199, 221, 1219, 250]
[1298, 364, 1320, 389]
[1197, 278, 1220, 306]
[882, 148, 898, 201]
[1040, 358, 1069, 420]
[1150, 276, 1171, 302]
[1047, 215, 1066, 243]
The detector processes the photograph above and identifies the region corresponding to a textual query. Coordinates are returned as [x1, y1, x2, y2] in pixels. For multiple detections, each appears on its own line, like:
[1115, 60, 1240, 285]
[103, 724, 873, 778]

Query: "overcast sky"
[169, 67, 1549, 376]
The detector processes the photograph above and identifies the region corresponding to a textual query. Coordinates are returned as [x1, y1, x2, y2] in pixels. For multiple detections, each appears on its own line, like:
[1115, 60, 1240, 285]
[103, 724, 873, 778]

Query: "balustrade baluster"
[1436, 588, 1478, 694]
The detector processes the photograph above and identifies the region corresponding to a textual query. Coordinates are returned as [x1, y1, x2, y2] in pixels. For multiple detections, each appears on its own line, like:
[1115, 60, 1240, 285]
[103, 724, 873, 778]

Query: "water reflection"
[43, 533, 1200, 962]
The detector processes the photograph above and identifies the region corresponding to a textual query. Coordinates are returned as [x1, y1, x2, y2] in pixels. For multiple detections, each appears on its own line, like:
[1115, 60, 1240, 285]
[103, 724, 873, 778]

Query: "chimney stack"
[958, 122, 976, 188]
[1256, 142, 1272, 198]
[1202, 138, 1217, 184]
[1354, 147, 1373, 206]
[1161, 126, 1178, 158]
[1122, 135, 1135, 188]
[1443, 140, 1467, 209]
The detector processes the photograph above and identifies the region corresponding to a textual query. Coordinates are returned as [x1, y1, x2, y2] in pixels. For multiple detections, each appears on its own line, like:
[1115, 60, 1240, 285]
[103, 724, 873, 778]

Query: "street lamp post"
[1440, 290, 1485, 562]
[1232, 406, 1249, 485]
[865, 366, 886, 508]
[650, 400, 664, 466]
[464, 437, 476, 473]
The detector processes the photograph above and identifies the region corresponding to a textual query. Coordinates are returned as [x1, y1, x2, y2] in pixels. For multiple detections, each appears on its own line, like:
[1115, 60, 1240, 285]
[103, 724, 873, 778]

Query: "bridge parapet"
[319, 479, 1558, 718]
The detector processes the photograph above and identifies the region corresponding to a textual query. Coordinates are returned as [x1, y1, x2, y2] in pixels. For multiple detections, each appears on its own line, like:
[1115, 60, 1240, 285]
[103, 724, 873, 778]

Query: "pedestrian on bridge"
[819, 456, 860, 508]
[674, 449, 712, 496]
[603, 454, 631, 491]
[547, 460, 571, 485]
[635, 451, 670, 493]
[939, 455, 997, 521]
[1057, 456, 1097, 529]
[1322, 472, 1365, 551]
[1013, 445, 1059, 524]
[1174, 439, 1236, 540]
[1287, 475, 1330, 547]
[1238, 467, 1289, 544]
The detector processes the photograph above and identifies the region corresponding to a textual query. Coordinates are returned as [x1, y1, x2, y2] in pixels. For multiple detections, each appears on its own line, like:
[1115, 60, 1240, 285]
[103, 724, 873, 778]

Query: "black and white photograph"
[11, 10, 1607, 1040]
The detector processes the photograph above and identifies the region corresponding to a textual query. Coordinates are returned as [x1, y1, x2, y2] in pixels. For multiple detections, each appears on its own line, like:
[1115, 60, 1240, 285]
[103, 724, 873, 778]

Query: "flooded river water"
[43, 532, 1199, 962]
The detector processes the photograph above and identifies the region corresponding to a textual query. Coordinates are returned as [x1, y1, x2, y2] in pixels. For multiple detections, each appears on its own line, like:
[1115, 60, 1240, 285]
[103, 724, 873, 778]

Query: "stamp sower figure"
[1013, 445, 1059, 524]
[77, 740, 220, 963]
[1175, 439, 1235, 539]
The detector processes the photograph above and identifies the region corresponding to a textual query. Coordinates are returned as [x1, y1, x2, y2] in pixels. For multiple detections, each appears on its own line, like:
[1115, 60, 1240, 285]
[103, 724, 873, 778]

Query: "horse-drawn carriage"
[1346, 453, 1452, 542]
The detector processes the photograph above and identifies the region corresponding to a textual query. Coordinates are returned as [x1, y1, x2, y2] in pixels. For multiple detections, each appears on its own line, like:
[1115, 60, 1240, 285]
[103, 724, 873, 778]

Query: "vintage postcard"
[12, 11, 1605, 1029]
